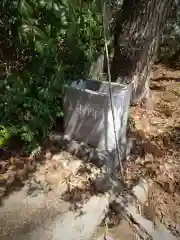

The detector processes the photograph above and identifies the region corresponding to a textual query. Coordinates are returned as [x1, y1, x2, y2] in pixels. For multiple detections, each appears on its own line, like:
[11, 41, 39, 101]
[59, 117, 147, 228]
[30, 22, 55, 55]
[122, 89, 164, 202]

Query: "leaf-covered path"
[124, 64, 180, 237]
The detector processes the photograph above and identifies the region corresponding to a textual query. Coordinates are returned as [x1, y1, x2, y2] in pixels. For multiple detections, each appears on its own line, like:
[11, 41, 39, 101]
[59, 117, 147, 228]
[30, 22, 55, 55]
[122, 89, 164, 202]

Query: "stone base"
[49, 133, 135, 171]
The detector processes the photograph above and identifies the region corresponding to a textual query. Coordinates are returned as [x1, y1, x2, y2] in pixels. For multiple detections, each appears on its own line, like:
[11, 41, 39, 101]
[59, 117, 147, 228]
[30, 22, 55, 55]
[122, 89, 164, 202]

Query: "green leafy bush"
[0, 0, 103, 152]
[157, 2, 180, 66]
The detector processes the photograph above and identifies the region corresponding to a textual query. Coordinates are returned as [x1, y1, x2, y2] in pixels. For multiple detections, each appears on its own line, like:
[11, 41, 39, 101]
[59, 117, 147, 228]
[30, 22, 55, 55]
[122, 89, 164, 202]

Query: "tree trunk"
[111, 0, 174, 104]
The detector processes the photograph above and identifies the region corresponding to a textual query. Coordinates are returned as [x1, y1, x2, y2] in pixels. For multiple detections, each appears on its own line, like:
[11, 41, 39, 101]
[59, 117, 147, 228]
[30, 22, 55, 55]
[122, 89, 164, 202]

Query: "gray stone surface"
[112, 187, 178, 240]
[92, 219, 140, 240]
[132, 178, 150, 204]
[64, 79, 131, 154]
[125, 205, 178, 240]
[0, 186, 109, 240]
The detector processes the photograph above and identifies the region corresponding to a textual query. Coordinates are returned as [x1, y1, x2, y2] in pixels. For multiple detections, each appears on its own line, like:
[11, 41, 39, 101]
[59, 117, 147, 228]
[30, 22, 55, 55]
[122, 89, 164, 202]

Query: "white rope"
[102, 1, 124, 179]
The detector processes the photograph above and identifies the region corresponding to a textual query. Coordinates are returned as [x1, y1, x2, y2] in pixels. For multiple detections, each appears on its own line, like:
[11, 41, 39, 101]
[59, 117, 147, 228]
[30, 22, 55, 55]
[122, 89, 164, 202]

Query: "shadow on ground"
[0, 139, 51, 205]
[125, 121, 180, 187]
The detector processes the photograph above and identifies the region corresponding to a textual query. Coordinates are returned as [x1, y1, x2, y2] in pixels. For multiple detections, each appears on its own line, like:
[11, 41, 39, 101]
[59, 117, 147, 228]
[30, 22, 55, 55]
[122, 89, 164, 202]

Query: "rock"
[76, 143, 91, 160]
[90, 149, 106, 167]
[49, 133, 69, 148]
[95, 175, 113, 193]
[67, 140, 80, 155]
[132, 178, 149, 204]
[27, 180, 43, 196]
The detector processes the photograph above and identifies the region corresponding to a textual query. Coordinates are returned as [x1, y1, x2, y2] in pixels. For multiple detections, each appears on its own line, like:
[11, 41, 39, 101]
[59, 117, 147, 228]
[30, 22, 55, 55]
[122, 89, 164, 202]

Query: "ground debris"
[124, 64, 180, 237]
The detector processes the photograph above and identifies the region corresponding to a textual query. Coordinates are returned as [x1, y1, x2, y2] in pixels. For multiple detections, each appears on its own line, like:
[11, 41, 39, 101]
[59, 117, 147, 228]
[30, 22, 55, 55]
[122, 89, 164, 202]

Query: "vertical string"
[102, 1, 124, 179]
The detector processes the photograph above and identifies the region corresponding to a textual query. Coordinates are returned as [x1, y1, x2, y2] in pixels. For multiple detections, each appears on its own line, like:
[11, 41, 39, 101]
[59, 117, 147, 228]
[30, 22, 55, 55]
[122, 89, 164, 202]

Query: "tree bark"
[111, 0, 174, 104]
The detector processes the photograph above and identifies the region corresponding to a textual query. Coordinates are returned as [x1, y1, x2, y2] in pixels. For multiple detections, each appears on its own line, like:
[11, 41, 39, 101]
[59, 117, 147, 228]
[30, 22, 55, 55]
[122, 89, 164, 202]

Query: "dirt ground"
[0, 146, 104, 207]
[124, 64, 180, 237]
[0, 63, 180, 238]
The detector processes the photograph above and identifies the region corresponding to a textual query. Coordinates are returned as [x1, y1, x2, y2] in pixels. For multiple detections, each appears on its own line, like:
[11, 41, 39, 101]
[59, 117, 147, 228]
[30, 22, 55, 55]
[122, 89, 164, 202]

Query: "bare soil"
[124, 64, 180, 237]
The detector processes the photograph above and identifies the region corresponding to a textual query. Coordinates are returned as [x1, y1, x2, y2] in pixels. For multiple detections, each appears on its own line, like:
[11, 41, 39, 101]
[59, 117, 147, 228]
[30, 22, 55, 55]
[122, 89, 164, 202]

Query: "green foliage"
[157, 2, 180, 66]
[0, 126, 12, 147]
[0, 0, 103, 152]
